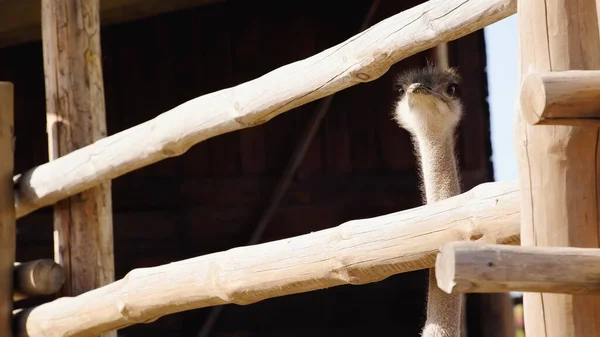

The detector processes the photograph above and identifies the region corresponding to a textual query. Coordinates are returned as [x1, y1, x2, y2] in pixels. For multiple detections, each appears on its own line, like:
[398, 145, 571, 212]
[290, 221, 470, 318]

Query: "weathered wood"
[515, 0, 600, 336]
[13, 260, 65, 302]
[437, 242, 600, 295]
[13, 0, 517, 220]
[0, 82, 14, 337]
[41, 1, 115, 336]
[0, 0, 224, 49]
[14, 180, 520, 337]
[520, 71, 600, 125]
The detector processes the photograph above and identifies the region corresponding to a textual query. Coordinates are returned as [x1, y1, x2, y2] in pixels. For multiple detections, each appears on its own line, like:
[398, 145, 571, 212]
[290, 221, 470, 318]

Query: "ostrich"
[393, 65, 463, 337]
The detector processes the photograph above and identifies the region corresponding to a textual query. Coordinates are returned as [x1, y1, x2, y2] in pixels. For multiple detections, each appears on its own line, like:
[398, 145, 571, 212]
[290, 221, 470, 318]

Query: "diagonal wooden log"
[14, 180, 520, 337]
[13, 0, 517, 219]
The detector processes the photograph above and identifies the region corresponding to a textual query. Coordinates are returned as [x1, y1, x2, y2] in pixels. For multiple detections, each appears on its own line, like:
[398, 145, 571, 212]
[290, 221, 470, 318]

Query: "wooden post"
[515, 0, 600, 336]
[41, 1, 115, 337]
[0, 82, 14, 337]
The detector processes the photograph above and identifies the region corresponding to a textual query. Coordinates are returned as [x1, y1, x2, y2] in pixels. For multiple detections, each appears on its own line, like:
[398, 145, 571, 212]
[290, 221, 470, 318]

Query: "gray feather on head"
[395, 65, 461, 101]
[392, 65, 464, 137]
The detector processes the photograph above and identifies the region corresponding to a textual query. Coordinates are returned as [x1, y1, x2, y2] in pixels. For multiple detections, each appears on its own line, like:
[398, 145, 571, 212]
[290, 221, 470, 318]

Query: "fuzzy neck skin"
[413, 131, 462, 337]
[413, 132, 461, 203]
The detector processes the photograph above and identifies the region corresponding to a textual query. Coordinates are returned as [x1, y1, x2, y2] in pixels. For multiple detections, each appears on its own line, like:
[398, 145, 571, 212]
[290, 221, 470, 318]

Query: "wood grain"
[437, 242, 600, 294]
[15, 180, 520, 337]
[515, 0, 600, 335]
[0, 82, 14, 337]
[13, 260, 65, 301]
[13, 0, 517, 219]
[41, 1, 115, 336]
[520, 71, 600, 125]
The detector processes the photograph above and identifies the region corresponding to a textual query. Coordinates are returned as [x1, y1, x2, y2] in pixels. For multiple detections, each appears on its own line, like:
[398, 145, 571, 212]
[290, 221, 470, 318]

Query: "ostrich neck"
[413, 131, 463, 337]
[414, 133, 461, 203]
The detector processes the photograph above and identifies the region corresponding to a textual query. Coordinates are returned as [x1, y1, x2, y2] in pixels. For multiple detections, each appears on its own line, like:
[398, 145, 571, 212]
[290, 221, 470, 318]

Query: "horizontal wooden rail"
[519, 71, 600, 125]
[13, 0, 517, 219]
[15, 181, 520, 337]
[13, 260, 65, 301]
[436, 242, 600, 294]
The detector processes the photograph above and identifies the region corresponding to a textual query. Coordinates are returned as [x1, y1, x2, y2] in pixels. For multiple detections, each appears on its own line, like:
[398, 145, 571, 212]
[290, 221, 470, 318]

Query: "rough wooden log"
[13, 260, 66, 302]
[515, 0, 600, 336]
[436, 242, 600, 295]
[0, 82, 15, 337]
[13, 180, 521, 337]
[520, 71, 600, 125]
[41, 3, 116, 337]
[13, 0, 517, 219]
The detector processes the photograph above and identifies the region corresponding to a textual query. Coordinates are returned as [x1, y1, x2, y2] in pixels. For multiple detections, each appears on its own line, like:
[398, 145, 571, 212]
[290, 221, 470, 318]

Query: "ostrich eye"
[446, 84, 458, 96]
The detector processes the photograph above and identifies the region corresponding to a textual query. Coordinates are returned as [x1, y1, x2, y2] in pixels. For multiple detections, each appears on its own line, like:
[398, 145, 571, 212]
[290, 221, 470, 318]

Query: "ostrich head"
[393, 66, 463, 138]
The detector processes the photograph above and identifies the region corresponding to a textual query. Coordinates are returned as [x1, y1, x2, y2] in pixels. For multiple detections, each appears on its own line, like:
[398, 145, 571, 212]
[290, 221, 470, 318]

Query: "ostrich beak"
[407, 83, 431, 94]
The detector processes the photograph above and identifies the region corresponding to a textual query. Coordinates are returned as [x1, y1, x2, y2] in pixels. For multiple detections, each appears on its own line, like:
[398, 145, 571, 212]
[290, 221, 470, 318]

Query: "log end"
[14, 259, 66, 300]
[435, 243, 458, 294]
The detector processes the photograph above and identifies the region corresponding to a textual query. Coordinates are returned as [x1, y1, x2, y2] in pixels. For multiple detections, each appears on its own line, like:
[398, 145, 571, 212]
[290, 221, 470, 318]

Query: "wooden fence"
[3, 0, 598, 336]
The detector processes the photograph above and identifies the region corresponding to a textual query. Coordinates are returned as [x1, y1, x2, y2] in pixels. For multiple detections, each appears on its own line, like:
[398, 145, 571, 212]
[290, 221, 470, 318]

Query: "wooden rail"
[13, 260, 65, 302]
[520, 71, 600, 125]
[15, 180, 520, 337]
[436, 242, 600, 295]
[13, 0, 517, 219]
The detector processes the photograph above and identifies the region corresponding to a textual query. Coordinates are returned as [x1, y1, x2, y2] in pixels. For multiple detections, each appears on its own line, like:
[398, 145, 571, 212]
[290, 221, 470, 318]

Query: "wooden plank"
[520, 71, 600, 125]
[515, 0, 600, 335]
[15, 180, 521, 337]
[0, 81, 14, 337]
[0, 0, 225, 49]
[41, 3, 115, 337]
[437, 242, 600, 294]
[13, 0, 518, 219]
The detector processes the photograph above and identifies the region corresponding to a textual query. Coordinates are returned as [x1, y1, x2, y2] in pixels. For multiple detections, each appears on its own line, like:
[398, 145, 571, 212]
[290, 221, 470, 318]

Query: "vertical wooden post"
[41, 1, 115, 336]
[0, 82, 14, 337]
[515, 0, 600, 336]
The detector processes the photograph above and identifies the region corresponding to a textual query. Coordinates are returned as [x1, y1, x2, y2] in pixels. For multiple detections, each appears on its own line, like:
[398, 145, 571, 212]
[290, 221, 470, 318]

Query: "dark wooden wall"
[1, 0, 494, 336]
